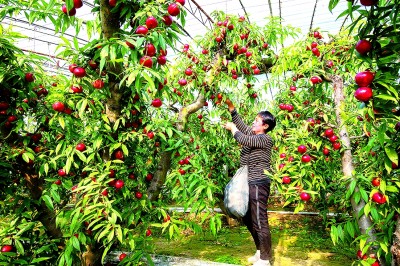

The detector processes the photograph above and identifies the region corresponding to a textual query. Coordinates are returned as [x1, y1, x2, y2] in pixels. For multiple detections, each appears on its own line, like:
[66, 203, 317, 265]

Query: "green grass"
[152, 213, 355, 266]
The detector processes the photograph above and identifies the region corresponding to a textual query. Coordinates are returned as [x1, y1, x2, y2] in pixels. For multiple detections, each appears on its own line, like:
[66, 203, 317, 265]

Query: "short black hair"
[258, 111, 276, 133]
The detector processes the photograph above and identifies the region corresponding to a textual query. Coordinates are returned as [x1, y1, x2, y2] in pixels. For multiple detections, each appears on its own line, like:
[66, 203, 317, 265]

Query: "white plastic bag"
[224, 165, 249, 218]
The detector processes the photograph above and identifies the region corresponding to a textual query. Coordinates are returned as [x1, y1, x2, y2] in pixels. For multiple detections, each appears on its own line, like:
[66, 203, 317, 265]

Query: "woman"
[223, 99, 276, 266]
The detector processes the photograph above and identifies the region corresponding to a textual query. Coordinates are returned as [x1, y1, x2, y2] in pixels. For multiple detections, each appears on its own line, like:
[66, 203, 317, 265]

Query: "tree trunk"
[391, 217, 400, 266]
[78, 1, 125, 265]
[23, 171, 64, 239]
[147, 94, 206, 201]
[332, 75, 376, 240]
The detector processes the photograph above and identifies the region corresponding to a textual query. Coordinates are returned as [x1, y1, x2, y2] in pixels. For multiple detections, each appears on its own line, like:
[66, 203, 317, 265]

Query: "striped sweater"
[231, 109, 273, 184]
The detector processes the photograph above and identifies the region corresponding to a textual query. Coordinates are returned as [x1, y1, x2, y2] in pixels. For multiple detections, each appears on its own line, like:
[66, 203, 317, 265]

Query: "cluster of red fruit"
[135, 2, 183, 69]
[354, 70, 374, 102]
[356, 249, 380, 266]
[278, 103, 294, 112]
[308, 41, 321, 57]
[177, 156, 191, 175]
[62, 0, 83, 16]
[323, 128, 341, 153]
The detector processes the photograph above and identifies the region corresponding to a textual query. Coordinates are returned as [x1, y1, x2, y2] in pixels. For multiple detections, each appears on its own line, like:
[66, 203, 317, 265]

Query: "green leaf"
[363, 202, 371, 216]
[116, 226, 123, 243]
[76, 151, 87, 163]
[58, 116, 65, 129]
[121, 144, 128, 156]
[380, 242, 388, 253]
[385, 185, 398, 193]
[42, 195, 54, 211]
[56, 140, 64, 154]
[375, 94, 398, 103]
[51, 188, 61, 204]
[79, 99, 88, 118]
[72, 236, 80, 251]
[107, 230, 114, 243]
[169, 224, 174, 238]
[385, 146, 398, 164]
[66, 157, 72, 173]
[31, 257, 52, 263]
[142, 71, 155, 91]
[14, 239, 24, 255]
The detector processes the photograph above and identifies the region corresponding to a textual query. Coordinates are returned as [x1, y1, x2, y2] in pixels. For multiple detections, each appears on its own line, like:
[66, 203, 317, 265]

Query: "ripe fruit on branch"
[178, 168, 186, 175]
[115, 180, 124, 189]
[7, 115, 17, 122]
[76, 143, 86, 152]
[92, 79, 104, 89]
[69, 64, 77, 73]
[310, 76, 322, 84]
[126, 41, 135, 49]
[151, 98, 162, 108]
[324, 128, 334, 138]
[355, 71, 374, 87]
[147, 131, 155, 139]
[354, 87, 373, 102]
[73, 0, 83, 8]
[322, 147, 330, 156]
[167, 3, 180, 16]
[146, 173, 153, 181]
[135, 26, 148, 35]
[176, 0, 185, 5]
[371, 177, 380, 187]
[157, 56, 167, 65]
[119, 253, 127, 261]
[88, 59, 98, 69]
[301, 154, 311, 163]
[162, 15, 173, 26]
[25, 72, 35, 82]
[185, 68, 193, 76]
[73, 67, 86, 78]
[311, 48, 320, 57]
[62, 5, 76, 16]
[300, 192, 311, 201]
[139, 56, 153, 68]
[178, 79, 187, 86]
[360, 0, 378, 6]
[355, 40, 372, 55]
[1, 245, 13, 252]
[371, 192, 386, 204]
[58, 169, 67, 177]
[109, 0, 117, 7]
[297, 145, 307, 154]
[101, 189, 108, 196]
[313, 31, 322, 39]
[146, 229, 152, 236]
[395, 122, 400, 131]
[333, 142, 341, 150]
[113, 149, 124, 160]
[71, 85, 83, 93]
[282, 176, 291, 184]
[144, 43, 156, 56]
[307, 118, 315, 127]
[329, 135, 338, 143]
[145, 16, 158, 30]
[52, 101, 65, 112]
[135, 191, 143, 199]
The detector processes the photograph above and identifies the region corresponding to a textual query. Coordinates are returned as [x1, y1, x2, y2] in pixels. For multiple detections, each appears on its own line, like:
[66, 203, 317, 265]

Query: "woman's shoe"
[247, 250, 260, 263]
[252, 259, 271, 266]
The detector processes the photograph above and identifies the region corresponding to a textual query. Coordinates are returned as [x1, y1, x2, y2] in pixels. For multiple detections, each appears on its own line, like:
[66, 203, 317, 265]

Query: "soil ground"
[152, 212, 355, 266]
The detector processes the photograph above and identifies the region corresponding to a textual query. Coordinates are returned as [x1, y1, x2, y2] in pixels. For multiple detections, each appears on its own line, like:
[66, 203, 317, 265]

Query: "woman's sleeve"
[230, 109, 253, 135]
[233, 131, 272, 149]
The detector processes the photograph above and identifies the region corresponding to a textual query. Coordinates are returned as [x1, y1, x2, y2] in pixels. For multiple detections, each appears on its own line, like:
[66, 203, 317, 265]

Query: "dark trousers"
[243, 182, 272, 260]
